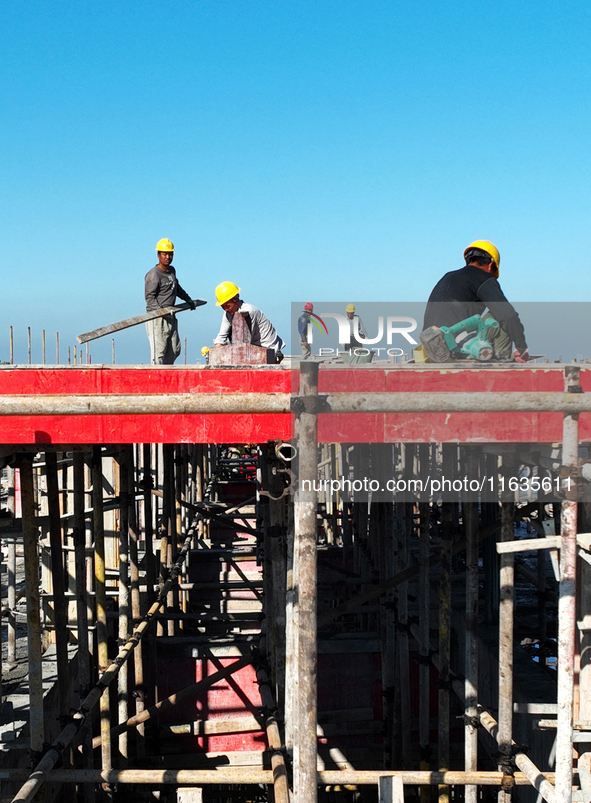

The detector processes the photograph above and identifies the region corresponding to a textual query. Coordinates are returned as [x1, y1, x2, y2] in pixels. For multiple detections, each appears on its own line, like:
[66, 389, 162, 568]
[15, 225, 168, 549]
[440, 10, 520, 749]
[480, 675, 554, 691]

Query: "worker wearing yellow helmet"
[145, 238, 197, 364]
[422, 240, 528, 362]
[342, 303, 369, 353]
[213, 282, 285, 362]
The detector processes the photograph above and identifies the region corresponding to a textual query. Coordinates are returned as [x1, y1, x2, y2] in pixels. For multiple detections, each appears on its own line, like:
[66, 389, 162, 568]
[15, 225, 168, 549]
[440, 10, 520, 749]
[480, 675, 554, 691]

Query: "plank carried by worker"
[76, 299, 207, 344]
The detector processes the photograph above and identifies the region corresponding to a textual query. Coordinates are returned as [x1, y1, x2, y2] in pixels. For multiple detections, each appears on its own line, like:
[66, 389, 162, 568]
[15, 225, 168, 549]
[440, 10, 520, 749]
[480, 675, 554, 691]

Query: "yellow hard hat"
[346, 304, 355, 313]
[156, 238, 174, 252]
[464, 240, 500, 276]
[201, 346, 210, 356]
[215, 281, 241, 306]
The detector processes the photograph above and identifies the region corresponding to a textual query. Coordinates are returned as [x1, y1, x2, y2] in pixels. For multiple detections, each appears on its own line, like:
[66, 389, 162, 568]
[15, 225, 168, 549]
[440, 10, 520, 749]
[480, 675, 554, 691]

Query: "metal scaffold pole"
[19, 455, 45, 757]
[555, 366, 580, 803]
[464, 447, 479, 803]
[292, 360, 319, 802]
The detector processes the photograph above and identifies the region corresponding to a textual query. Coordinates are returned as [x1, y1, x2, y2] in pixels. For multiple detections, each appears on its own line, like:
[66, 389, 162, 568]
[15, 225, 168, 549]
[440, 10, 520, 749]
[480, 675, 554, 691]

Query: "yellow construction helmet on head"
[215, 281, 241, 306]
[464, 240, 500, 276]
[156, 238, 174, 252]
[201, 346, 209, 356]
[346, 304, 355, 313]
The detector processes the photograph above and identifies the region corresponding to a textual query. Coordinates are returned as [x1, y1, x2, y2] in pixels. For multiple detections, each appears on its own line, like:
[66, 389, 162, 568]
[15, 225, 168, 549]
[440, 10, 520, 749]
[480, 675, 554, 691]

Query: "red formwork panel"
[0, 367, 291, 444]
[192, 659, 266, 754]
[155, 651, 266, 755]
[0, 364, 589, 444]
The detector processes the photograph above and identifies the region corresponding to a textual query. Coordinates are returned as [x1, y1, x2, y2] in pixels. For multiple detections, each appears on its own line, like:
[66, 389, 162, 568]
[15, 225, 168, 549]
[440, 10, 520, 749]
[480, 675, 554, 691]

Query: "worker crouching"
[421, 240, 529, 363]
[213, 282, 285, 363]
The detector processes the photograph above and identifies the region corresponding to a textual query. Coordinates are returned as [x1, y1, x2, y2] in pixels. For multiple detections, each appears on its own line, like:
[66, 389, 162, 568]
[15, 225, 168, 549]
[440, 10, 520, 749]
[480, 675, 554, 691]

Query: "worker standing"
[342, 304, 368, 352]
[213, 282, 285, 361]
[422, 241, 528, 361]
[145, 239, 196, 365]
[298, 302, 314, 359]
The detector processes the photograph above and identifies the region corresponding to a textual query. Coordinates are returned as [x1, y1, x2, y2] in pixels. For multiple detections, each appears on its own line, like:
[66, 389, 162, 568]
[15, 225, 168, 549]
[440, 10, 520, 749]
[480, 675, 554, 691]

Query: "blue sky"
[2, 0, 590, 364]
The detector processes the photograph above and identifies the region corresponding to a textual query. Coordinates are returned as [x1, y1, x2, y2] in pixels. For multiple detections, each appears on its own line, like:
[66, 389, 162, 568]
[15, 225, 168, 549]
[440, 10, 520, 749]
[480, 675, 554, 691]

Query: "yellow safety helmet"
[156, 238, 174, 252]
[215, 281, 241, 306]
[464, 240, 500, 277]
[201, 346, 210, 356]
[346, 304, 355, 313]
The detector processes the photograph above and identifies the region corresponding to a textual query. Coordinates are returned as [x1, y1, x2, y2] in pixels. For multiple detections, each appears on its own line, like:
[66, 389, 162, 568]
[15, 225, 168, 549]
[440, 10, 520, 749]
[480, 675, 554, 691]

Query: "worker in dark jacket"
[145, 238, 196, 364]
[422, 240, 528, 361]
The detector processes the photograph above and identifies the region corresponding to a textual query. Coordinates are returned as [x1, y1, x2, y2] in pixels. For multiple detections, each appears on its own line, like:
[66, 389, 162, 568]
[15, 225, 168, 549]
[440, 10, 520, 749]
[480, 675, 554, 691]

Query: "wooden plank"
[76, 299, 207, 343]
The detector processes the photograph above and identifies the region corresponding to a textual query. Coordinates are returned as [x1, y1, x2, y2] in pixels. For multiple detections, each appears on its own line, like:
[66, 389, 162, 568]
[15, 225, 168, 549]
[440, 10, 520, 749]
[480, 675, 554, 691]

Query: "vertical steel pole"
[27, 327, 31, 364]
[438, 445, 453, 803]
[10, 325, 14, 364]
[418, 443, 431, 803]
[124, 445, 145, 759]
[498, 465, 515, 803]
[42, 330, 46, 364]
[555, 366, 580, 803]
[397, 450, 411, 768]
[465, 447, 479, 803]
[73, 453, 94, 803]
[292, 361, 318, 803]
[20, 456, 45, 755]
[45, 452, 71, 717]
[142, 444, 156, 598]
[284, 502, 296, 756]
[117, 451, 130, 765]
[92, 446, 111, 771]
[7, 467, 16, 666]
[56, 332, 59, 364]
[162, 444, 175, 637]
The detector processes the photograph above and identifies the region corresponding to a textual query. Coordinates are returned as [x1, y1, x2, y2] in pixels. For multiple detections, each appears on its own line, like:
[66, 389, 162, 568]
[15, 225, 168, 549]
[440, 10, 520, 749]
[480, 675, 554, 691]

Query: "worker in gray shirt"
[342, 303, 368, 351]
[213, 281, 285, 361]
[145, 238, 196, 364]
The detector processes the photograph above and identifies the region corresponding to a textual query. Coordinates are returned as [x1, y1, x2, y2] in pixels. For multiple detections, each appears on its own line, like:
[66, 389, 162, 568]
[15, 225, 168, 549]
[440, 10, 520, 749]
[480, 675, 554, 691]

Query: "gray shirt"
[145, 265, 192, 312]
[214, 301, 285, 351]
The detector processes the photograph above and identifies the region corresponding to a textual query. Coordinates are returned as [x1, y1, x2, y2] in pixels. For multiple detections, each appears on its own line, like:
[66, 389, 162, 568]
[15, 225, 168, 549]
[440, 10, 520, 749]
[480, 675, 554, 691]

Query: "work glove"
[188, 300, 197, 310]
[513, 349, 529, 363]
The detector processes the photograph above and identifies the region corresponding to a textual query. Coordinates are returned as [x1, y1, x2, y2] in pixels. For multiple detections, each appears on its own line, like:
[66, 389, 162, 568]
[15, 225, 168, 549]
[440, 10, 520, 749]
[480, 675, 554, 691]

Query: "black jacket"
[423, 266, 527, 352]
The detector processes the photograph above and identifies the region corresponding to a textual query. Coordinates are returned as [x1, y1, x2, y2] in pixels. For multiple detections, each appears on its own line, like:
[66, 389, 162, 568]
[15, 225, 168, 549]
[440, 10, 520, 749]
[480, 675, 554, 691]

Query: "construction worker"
[342, 303, 368, 352]
[298, 302, 314, 359]
[422, 241, 528, 361]
[145, 239, 196, 365]
[213, 282, 285, 361]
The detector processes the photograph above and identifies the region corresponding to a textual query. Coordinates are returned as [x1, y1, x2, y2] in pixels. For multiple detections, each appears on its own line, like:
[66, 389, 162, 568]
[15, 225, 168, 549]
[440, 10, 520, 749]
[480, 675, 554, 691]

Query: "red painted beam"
[0, 365, 589, 444]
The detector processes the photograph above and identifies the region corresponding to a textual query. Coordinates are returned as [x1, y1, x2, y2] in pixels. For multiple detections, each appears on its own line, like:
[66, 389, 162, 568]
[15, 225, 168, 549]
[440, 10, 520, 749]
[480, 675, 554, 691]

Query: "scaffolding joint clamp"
[290, 395, 331, 415]
[458, 713, 481, 729]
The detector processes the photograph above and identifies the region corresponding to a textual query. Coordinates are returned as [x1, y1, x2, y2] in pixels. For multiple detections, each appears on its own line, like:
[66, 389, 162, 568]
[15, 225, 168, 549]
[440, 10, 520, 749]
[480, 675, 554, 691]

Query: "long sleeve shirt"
[145, 265, 192, 312]
[423, 265, 527, 352]
[298, 312, 311, 342]
[214, 301, 285, 351]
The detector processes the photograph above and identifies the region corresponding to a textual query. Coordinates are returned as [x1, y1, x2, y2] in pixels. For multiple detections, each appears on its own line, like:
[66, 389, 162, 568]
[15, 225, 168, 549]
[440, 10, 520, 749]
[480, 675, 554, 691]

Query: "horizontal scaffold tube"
[0, 769, 557, 786]
[0, 390, 590, 415]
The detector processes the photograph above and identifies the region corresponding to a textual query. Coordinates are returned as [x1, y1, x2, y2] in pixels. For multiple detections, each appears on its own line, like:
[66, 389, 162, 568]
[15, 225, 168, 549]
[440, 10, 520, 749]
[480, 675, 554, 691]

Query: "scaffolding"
[0, 362, 589, 803]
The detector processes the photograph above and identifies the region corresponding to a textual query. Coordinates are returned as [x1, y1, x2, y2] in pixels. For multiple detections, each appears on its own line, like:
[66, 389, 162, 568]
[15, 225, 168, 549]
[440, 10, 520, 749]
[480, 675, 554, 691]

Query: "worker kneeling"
[420, 241, 529, 363]
[213, 282, 285, 364]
